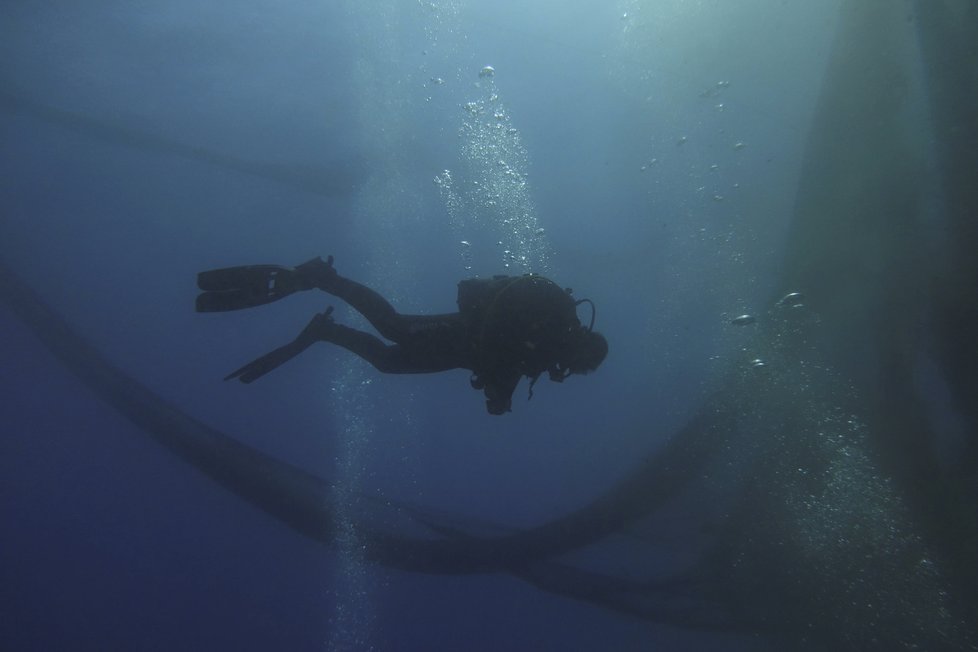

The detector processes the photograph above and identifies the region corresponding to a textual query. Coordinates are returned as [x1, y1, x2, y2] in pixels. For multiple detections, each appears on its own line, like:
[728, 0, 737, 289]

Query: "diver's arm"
[483, 371, 521, 415]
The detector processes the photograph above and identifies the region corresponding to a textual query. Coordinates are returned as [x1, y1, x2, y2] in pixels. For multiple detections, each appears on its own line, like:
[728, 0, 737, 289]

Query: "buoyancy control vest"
[457, 274, 581, 378]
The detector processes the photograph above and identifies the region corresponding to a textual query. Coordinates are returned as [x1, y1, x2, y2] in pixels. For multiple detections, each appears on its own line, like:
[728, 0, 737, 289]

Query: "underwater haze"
[2, 1, 977, 650]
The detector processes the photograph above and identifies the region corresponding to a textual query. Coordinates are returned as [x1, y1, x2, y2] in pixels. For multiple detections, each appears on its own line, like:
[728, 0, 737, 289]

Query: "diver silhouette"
[196, 256, 608, 414]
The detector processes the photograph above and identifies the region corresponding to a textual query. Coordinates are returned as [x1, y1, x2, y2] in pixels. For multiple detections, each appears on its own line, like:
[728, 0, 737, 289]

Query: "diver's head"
[566, 329, 608, 375]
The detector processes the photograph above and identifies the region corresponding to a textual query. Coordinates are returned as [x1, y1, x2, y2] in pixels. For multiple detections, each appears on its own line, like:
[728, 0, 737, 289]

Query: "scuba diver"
[196, 256, 608, 415]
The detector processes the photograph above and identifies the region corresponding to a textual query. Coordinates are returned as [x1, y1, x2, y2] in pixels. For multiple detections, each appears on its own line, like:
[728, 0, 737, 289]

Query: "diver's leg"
[300, 256, 412, 341]
[299, 305, 462, 373]
[304, 259, 471, 352]
[323, 321, 460, 373]
[224, 306, 452, 382]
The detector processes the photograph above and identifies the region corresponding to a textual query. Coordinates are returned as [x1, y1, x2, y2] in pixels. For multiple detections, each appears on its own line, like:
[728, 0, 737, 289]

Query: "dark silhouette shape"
[913, 0, 978, 476]
[2, 1, 977, 648]
[0, 258, 728, 630]
[196, 255, 608, 414]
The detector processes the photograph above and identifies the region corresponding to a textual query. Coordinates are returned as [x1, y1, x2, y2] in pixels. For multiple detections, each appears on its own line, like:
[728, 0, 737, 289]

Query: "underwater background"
[2, 1, 977, 650]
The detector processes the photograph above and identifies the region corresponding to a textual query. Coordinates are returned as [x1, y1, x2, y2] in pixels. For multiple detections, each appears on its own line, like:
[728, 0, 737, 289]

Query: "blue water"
[4, 1, 972, 651]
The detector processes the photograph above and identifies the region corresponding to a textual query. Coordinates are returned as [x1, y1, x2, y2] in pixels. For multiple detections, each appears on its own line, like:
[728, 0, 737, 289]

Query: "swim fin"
[196, 264, 298, 312]
[224, 307, 335, 383]
[195, 256, 333, 312]
[223, 338, 313, 383]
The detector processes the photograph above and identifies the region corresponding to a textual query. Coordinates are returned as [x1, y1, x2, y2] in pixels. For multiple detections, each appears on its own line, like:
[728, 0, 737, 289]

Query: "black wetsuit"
[317, 273, 469, 374]
[319, 272, 581, 414]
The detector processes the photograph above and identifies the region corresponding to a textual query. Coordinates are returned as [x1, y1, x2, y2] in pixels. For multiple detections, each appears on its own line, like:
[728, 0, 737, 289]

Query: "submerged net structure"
[3, 1, 976, 649]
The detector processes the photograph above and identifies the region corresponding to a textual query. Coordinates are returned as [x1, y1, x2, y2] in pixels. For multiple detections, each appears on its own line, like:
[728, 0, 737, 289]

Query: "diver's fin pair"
[224, 307, 336, 383]
[196, 264, 296, 312]
[195, 256, 334, 312]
